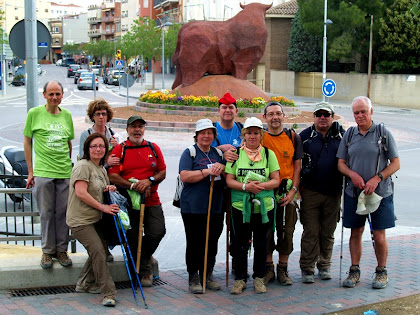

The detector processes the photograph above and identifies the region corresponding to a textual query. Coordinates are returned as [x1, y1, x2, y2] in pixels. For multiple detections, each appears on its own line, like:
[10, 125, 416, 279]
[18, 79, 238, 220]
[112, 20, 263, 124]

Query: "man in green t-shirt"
[23, 81, 75, 269]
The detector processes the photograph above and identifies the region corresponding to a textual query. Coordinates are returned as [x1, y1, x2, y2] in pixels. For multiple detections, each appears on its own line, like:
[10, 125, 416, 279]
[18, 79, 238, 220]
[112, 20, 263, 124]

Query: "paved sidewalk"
[1, 233, 418, 314]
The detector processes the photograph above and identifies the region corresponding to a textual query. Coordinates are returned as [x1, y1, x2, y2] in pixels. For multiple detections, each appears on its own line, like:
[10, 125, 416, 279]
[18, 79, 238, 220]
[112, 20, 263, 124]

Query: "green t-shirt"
[225, 148, 280, 212]
[66, 159, 109, 228]
[23, 105, 74, 178]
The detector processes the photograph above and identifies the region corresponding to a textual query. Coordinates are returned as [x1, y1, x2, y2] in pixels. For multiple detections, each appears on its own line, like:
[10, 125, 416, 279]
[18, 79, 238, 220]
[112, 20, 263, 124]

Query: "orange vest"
[262, 131, 295, 181]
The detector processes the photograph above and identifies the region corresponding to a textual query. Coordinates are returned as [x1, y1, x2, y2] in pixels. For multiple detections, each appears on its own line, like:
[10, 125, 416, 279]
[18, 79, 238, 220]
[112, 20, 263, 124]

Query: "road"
[0, 64, 419, 271]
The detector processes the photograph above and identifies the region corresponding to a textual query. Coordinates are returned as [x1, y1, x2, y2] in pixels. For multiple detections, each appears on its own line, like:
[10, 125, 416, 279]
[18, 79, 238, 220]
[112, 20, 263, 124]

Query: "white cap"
[356, 191, 383, 215]
[243, 117, 263, 129]
[195, 119, 216, 132]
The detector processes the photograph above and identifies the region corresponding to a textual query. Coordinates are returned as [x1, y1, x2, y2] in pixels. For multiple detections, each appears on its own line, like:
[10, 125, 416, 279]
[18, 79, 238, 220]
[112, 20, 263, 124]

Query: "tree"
[62, 43, 81, 56]
[298, 0, 394, 71]
[378, 0, 420, 73]
[288, 10, 322, 72]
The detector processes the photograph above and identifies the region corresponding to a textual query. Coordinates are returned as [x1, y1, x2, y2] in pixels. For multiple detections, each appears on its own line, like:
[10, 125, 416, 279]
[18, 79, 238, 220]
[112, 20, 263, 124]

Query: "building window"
[15, 16, 19, 20]
[45, 9, 48, 13]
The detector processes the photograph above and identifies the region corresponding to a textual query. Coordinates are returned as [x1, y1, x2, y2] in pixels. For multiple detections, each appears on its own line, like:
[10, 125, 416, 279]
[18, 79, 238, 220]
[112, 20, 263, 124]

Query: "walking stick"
[225, 194, 231, 287]
[136, 193, 146, 273]
[367, 213, 375, 249]
[203, 176, 215, 294]
[339, 178, 345, 287]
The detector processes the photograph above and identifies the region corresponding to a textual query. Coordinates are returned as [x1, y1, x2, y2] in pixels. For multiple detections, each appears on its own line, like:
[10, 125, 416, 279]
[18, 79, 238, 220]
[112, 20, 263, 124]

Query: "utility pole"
[25, 0, 38, 111]
[367, 15, 373, 98]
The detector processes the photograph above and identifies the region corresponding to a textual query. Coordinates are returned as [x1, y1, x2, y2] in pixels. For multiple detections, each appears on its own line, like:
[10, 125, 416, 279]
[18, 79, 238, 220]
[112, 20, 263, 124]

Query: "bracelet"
[292, 186, 298, 192]
[130, 182, 135, 190]
[102, 204, 104, 212]
[242, 183, 246, 191]
[200, 169, 205, 178]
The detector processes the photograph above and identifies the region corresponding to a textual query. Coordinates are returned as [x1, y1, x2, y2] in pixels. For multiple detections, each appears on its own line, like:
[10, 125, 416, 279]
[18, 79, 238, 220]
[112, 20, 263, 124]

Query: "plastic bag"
[109, 190, 131, 231]
[244, 171, 266, 183]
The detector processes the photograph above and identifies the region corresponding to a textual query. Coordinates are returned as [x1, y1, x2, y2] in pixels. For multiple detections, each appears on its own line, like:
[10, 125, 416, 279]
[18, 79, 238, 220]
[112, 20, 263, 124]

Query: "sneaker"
[372, 266, 388, 289]
[263, 263, 275, 285]
[301, 270, 315, 284]
[319, 269, 332, 280]
[343, 265, 361, 288]
[140, 274, 153, 287]
[205, 273, 221, 291]
[277, 263, 293, 285]
[40, 253, 53, 269]
[75, 284, 101, 294]
[106, 253, 114, 263]
[189, 274, 203, 294]
[102, 295, 116, 307]
[231, 279, 246, 295]
[54, 252, 72, 267]
[254, 277, 266, 294]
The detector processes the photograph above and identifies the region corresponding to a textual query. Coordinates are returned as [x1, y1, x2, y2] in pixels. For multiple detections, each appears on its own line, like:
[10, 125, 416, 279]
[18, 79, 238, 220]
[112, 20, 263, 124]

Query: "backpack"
[119, 140, 158, 165]
[173, 145, 223, 208]
[213, 122, 244, 146]
[345, 122, 387, 153]
[230, 146, 270, 168]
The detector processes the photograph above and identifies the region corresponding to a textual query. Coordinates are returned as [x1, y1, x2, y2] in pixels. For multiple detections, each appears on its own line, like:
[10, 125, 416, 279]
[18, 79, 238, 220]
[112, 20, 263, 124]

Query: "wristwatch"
[148, 176, 156, 184]
[378, 173, 383, 181]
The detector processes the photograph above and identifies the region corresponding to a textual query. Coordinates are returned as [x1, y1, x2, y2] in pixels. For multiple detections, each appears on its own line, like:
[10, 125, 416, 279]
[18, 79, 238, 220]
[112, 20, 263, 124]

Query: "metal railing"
[0, 174, 76, 252]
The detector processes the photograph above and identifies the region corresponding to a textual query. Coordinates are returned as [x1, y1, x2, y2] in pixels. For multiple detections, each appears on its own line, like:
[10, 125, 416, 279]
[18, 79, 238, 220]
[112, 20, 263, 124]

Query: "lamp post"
[322, 0, 333, 102]
[161, 21, 172, 90]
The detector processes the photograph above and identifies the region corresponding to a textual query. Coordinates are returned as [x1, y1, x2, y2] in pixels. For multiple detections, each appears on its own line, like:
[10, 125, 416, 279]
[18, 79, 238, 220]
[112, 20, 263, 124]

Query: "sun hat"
[356, 191, 383, 215]
[195, 118, 216, 132]
[127, 116, 146, 127]
[313, 102, 334, 113]
[243, 117, 263, 129]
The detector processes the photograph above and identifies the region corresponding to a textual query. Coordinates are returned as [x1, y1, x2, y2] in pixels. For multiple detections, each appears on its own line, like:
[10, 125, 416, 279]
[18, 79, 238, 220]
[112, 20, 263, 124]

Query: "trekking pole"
[367, 213, 375, 249]
[203, 176, 215, 294]
[116, 212, 148, 308]
[113, 214, 139, 307]
[226, 198, 230, 287]
[136, 193, 146, 273]
[339, 178, 345, 287]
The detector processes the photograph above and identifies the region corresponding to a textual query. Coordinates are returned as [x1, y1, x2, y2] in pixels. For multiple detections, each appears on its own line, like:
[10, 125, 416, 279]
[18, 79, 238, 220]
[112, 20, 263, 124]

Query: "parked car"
[77, 72, 99, 90]
[37, 64, 43, 75]
[12, 67, 25, 86]
[56, 59, 62, 66]
[89, 64, 102, 76]
[107, 70, 125, 85]
[74, 69, 89, 84]
[62, 57, 75, 67]
[67, 64, 81, 77]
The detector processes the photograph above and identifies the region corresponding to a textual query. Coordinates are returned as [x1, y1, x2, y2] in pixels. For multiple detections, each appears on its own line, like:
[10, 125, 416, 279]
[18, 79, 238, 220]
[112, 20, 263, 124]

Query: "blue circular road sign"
[322, 79, 337, 98]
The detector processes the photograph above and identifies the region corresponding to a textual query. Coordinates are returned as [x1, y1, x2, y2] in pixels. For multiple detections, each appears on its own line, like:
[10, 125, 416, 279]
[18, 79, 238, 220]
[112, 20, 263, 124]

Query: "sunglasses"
[315, 111, 332, 118]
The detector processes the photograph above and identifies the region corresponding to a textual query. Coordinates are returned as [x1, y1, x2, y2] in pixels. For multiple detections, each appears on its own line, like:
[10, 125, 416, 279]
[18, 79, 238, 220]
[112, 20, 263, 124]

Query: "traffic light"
[116, 50, 121, 60]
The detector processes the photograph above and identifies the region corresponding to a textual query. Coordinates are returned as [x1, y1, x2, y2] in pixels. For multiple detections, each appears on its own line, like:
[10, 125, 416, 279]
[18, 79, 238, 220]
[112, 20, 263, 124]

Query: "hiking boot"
[40, 253, 53, 269]
[301, 270, 315, 284]
[54, 252, 72, 267]
[343, 265, 360, 288]
[102, 295, 116, 307]
[189, 274, 203, 294]
[254, 277, 266, 294]
[372, 266, 388, 289]
[205, 272, 221, 291]
[319, 269, 332, 280]
[231, 279, 246, 295]
[75, 284, 101, 294]
[277, 262, 293, 285]
[140, 274, 153, 287]
[263, 262, 275, 285]
[151, 256, 159, 279]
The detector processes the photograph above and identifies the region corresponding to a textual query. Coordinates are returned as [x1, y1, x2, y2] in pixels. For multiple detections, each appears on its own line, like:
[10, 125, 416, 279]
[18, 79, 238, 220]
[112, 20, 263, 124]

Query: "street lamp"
[161, 21, 172, 90]
[322, 0, 333, 102]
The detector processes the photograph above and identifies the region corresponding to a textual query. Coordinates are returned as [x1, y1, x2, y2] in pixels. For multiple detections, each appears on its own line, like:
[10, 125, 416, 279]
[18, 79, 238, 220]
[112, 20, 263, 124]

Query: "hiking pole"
[226, 202, 230, 287]
[367, 213, 375, 249]
[203, 176, 215, 294]
[339, 179, 345, 287]
[116, 212, 148, 308]
[113, 214, 139, 307]
[136, 193, 146, 273]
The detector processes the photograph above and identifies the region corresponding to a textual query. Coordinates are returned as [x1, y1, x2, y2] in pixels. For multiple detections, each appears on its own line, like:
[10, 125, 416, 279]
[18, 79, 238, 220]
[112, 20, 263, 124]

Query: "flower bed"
[139, 91, 295, 108]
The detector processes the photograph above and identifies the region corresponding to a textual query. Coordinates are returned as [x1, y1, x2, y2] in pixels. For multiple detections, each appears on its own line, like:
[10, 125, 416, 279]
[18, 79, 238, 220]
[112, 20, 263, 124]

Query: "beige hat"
[244, 117, 263, 129]
[195, 119, 216, 132]
[314, 102, 334, 113]
[356, 191, 383, 215]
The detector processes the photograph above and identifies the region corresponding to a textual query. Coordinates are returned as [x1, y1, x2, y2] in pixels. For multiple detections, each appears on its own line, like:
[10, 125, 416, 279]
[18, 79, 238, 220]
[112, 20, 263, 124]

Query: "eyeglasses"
[94, 112, 107, 117]
[315, 112, 332, 118]
[90, 145, 106, 149]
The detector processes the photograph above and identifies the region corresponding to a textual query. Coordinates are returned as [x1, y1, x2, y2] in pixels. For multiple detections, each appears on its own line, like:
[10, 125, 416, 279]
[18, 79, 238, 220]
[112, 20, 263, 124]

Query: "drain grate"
[9, 279, 167, 297]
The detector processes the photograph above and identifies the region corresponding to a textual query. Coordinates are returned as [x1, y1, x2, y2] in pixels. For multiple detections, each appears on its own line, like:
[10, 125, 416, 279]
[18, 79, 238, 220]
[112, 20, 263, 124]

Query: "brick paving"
[0, 233, 418, 314]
